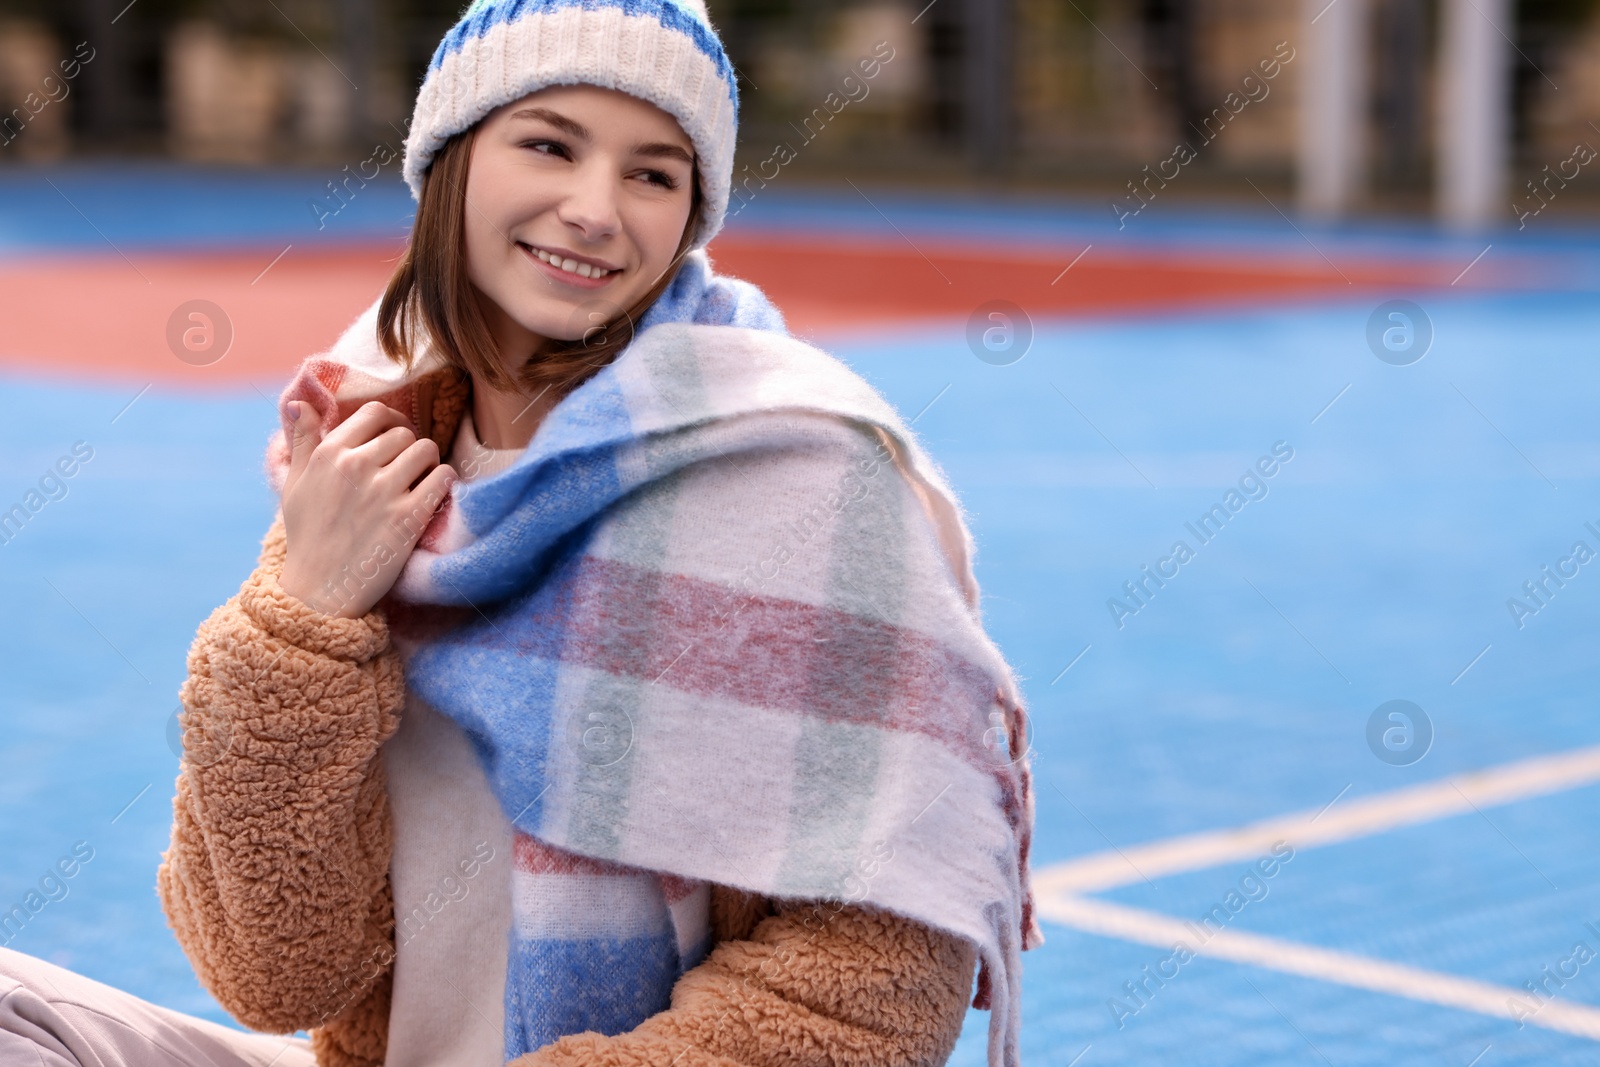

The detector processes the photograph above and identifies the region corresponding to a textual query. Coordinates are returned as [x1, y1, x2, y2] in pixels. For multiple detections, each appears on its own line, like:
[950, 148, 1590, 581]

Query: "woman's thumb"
[286, 400, 323, 476]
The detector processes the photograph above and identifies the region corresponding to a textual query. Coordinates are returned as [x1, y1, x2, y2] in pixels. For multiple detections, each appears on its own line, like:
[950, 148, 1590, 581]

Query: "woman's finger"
[320, 400, 411, 453]
[352, 424, 421, 470]
[381, 435, 444, 494]
[400, 460, 458, 532]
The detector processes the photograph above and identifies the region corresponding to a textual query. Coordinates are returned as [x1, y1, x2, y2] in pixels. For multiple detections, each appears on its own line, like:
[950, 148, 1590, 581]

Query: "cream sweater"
[381, 410, 523, 1067]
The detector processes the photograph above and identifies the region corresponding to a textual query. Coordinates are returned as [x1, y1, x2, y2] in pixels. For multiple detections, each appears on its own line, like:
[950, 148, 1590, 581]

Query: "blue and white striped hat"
[402, 0, 740, 248]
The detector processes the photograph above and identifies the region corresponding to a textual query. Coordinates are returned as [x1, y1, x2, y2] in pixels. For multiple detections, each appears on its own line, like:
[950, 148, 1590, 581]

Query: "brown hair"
[377, 122, 703, 403]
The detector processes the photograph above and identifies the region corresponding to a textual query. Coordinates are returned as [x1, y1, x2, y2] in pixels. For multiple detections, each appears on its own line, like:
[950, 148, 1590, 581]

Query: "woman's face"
[462, 84, 697, 363]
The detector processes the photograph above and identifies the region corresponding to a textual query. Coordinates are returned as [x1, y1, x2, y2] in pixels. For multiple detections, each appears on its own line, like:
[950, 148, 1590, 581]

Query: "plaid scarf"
[265, 251, 1043, 1066]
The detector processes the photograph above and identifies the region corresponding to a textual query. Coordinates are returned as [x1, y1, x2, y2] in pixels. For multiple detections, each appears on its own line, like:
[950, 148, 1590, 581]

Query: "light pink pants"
[0, 946, 318, 1067]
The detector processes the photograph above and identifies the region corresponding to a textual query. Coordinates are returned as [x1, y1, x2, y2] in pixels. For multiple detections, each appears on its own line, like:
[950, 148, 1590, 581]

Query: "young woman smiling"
[0, 4, 1041, 1067]
[274, 84, 709, 617]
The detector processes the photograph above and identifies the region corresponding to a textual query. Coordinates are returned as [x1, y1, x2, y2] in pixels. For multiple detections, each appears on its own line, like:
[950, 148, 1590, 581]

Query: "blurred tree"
[387, 0, 472, 104]
[964, 0, 1015, 169]
[1139, 0, 1206, 146]
[1513, 0, 1600, 162]
[922, 0, 962, 142]
[0, 0, 464, 158]
[1370, 0, 1430, 192]
[918, 0, 1015, 163]
[706, 0, 795, 110]
[63, 0, 192, 150]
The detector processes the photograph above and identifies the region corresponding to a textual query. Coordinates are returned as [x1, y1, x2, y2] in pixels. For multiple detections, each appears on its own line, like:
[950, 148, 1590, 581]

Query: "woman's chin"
[526, 298, 639, 339]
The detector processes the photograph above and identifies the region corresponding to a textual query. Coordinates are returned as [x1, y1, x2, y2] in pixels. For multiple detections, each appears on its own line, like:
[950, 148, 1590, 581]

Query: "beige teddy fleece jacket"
[155, 365, 980, 1067]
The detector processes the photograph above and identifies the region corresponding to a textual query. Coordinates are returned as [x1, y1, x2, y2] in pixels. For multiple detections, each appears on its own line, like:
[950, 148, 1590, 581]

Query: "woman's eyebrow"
[633, 142, 694, 165]
[509, 107, 589, 140]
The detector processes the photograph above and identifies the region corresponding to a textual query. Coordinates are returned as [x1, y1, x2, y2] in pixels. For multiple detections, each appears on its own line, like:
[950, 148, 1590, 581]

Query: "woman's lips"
[518, 242, 619, 289]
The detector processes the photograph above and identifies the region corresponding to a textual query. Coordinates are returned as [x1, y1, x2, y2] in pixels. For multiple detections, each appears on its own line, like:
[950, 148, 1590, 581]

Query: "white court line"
[1040, 894, 1600, 1041]
[1034, 744, 1600, 895]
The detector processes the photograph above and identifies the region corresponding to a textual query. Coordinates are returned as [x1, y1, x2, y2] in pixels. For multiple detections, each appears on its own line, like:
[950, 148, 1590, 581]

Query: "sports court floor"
[1, 163, 1597, 1066]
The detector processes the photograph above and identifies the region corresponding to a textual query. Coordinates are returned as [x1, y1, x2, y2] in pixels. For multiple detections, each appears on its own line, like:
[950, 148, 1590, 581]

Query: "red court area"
[0, 233, 1472, 386]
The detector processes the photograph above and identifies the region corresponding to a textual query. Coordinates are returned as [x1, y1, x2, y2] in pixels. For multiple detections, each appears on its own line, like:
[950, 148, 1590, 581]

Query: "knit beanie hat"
[401, 0, 740, 249]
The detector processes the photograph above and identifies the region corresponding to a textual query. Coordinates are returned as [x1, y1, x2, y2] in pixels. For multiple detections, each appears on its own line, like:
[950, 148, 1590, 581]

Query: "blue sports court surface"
[1, 166, 1597, 1066]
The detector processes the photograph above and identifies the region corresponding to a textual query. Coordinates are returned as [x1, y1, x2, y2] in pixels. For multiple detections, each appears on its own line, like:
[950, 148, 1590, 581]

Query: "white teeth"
[530, 246, 608, 279]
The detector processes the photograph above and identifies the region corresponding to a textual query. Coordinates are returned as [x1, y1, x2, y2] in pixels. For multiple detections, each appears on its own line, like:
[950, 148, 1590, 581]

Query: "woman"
[0, 3, 1041, 1066]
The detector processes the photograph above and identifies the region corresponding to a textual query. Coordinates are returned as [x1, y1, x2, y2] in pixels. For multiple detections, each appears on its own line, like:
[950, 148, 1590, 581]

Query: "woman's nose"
[556, 164, 622, 240]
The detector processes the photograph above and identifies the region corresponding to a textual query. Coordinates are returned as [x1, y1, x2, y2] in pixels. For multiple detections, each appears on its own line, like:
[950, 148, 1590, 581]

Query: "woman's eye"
[637, 169, 678, 189]
[522, 139, 569, 158]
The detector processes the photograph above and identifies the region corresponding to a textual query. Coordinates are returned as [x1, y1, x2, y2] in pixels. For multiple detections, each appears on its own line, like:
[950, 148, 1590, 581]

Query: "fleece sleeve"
[155, 509, 402, 1066]
[510, 889, 980, 1067]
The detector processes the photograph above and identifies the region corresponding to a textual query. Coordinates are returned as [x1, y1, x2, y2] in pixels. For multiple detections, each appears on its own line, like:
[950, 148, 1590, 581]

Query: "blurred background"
[2, 0, 1600, 216]
[3, 2, 1600, 1067]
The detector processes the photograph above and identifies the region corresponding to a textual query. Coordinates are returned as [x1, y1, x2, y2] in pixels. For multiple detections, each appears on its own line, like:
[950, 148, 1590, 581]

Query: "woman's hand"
[277, 399, 457, 619]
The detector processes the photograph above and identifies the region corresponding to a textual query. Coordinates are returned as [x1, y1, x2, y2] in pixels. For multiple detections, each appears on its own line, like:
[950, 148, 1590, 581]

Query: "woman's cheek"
[462, 146, 525, 284]
[459, 183, 507, 291]
[635, 195, 694, 279]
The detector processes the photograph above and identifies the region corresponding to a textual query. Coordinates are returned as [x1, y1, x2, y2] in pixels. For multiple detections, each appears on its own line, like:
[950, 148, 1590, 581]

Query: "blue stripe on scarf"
[437, 442, 629, 602]
[429, 0, 737, 107]
[407, 641, 566, 826]
[641, 250, 788, 334]
[504, 931, 680, 1056]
